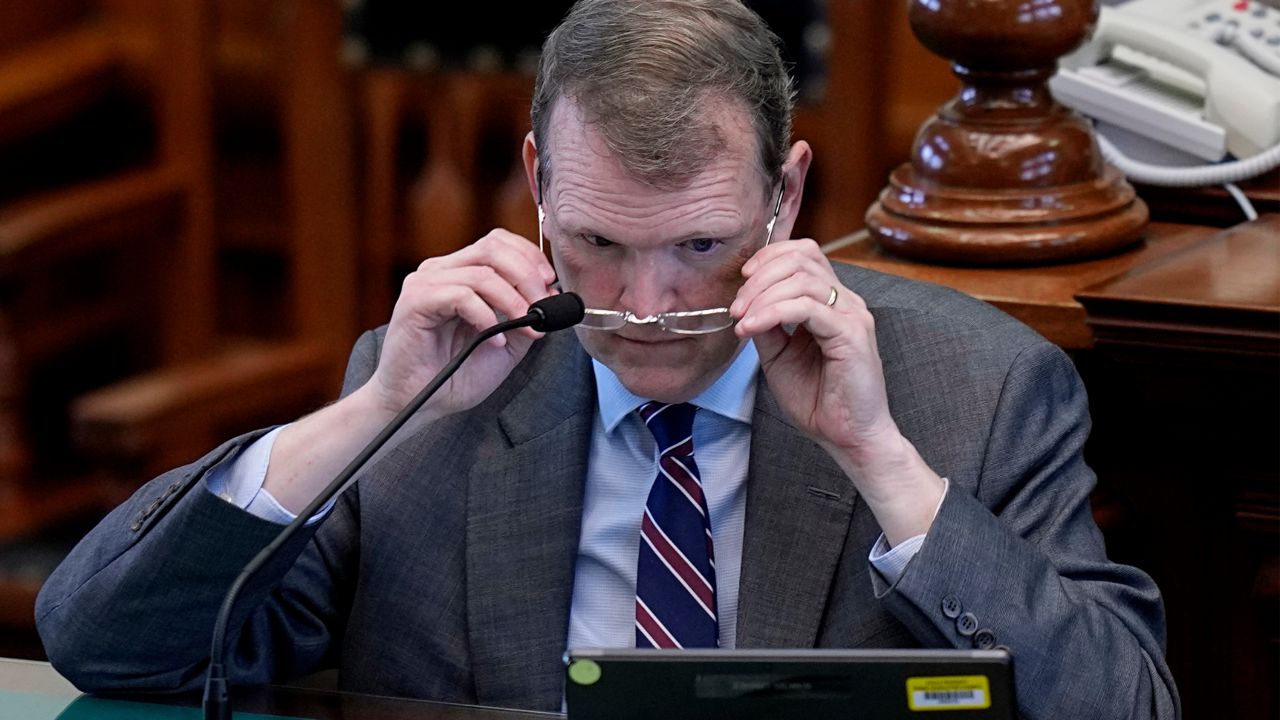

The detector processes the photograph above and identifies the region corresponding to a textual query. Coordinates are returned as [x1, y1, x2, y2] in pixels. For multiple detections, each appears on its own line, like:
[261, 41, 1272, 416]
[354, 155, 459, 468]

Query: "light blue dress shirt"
[207, 339, 937, 652]
[568, 344, 759, 650]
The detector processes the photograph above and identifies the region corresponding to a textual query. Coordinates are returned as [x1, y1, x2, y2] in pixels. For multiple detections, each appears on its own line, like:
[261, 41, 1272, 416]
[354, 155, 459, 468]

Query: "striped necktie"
[635, 401, 718, 649]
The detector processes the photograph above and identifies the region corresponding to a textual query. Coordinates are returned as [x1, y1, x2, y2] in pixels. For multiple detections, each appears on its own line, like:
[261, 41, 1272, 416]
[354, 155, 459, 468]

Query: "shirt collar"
[592, 340, 759, 433]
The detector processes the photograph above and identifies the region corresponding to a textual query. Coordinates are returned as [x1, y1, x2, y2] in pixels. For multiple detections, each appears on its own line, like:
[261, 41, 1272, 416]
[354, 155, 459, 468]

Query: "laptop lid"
[564, 648, 1016, 720]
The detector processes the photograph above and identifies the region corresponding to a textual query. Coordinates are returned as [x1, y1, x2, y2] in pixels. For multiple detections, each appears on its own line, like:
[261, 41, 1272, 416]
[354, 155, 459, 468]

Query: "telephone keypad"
[1178, 0, 1280, 75]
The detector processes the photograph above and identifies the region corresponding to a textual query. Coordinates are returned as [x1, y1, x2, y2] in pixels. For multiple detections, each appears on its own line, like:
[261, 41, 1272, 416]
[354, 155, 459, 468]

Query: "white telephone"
[1050, 0, 1280, 217]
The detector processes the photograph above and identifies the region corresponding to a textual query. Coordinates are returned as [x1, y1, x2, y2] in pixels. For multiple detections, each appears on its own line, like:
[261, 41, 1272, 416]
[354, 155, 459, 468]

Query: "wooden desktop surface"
[1077, 216, 1280, 356]
[0, 657, 561, 720]
[828, 214, 1279, 356]
[827, 220, 1253, 349]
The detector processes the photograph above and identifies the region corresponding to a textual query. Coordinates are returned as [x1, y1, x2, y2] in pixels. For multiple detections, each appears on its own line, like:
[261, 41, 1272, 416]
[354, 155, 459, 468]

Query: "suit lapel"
[735, 380, 860, 648]
[465, 333, 594, 711]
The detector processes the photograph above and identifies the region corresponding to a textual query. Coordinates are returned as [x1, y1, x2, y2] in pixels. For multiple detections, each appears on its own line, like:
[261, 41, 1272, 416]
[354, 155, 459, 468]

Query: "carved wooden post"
[866, 0, 1148, 264]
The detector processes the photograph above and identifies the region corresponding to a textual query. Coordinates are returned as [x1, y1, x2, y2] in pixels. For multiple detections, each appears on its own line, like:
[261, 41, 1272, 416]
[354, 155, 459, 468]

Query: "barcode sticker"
[906, 675, 991, 712]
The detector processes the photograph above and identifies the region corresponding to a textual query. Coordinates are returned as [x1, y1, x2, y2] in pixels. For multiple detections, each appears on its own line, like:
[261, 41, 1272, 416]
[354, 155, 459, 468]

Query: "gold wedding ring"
[825, 286, 838, 307]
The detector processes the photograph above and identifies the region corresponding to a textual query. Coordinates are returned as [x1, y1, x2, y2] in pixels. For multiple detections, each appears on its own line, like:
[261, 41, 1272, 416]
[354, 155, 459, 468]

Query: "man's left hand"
[730, 239, 944, 546]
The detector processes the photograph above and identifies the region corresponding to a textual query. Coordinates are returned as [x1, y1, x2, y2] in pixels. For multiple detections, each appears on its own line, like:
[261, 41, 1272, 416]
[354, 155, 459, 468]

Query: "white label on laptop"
[906, 675, 992, 712]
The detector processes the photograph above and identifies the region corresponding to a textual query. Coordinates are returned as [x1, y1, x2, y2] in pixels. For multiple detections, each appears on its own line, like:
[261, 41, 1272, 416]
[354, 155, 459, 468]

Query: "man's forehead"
[540, 95, 767, 195]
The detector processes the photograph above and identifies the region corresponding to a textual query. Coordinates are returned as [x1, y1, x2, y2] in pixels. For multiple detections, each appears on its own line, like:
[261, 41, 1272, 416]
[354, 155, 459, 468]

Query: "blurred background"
[0, 0, 958, 660]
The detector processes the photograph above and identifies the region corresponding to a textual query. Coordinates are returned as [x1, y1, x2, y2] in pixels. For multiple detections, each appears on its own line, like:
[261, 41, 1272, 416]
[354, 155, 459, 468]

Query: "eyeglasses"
[537, 174, 785, 336]
[580, 307, 735, 334]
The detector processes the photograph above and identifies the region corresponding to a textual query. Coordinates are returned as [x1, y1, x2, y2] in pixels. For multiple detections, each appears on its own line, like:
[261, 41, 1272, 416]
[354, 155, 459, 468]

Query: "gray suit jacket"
[37, 263, 1178, 719]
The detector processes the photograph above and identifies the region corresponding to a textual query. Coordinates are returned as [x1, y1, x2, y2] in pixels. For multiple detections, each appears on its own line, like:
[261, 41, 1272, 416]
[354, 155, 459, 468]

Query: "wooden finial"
[866, 0, 1148, 264]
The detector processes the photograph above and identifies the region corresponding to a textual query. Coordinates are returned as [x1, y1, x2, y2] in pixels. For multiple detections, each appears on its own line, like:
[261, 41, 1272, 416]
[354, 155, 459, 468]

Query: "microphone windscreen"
[529, 292, 586, 332]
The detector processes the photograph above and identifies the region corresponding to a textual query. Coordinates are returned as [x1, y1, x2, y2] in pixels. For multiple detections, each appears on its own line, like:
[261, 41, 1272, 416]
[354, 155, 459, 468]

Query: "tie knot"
[638, 402, 697, 455]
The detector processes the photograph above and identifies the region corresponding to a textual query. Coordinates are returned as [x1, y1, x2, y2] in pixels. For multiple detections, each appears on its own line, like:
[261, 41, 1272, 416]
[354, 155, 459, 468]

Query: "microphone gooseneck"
[202, 293, 583, 720]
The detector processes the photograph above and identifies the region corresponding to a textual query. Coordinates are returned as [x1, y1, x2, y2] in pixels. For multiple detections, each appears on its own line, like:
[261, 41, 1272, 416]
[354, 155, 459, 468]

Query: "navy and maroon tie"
[634, 401, 718, 649]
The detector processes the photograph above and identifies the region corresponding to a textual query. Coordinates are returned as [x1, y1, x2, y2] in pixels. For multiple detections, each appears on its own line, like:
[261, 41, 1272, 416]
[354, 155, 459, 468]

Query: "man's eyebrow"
[557, 218, 752, 243]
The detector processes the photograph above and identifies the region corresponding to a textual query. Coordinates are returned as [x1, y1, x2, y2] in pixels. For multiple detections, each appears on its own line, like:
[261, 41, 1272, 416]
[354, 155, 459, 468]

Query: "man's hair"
[531, 0, 795, 192]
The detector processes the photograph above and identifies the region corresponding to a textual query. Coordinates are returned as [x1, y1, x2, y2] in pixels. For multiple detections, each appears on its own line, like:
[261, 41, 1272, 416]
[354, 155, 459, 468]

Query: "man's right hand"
[261, 230, 556, 514]
[366, 230, 557, 420]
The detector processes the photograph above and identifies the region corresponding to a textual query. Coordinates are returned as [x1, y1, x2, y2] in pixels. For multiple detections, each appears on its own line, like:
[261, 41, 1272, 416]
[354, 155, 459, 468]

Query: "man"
[36, 1, 1179, 718]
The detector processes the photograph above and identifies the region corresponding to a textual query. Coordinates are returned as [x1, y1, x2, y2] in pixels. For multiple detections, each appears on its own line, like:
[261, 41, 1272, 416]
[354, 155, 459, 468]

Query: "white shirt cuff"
[867, 477, 950, 584]
[204, 425, 333, 525]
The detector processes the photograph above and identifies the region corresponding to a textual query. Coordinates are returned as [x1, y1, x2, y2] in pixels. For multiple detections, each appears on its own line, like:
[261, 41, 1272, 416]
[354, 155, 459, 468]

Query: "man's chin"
[612, 371, 710, 405]
[578, 331, 745, 403]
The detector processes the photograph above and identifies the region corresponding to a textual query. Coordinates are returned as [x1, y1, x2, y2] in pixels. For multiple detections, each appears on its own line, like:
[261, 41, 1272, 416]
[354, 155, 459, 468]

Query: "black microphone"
[202, 292, 584, 720]
[528, 292, 586, 332]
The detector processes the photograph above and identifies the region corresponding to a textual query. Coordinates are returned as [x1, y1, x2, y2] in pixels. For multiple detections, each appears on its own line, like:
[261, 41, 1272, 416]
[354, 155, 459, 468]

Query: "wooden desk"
[1076, 217, 1279, 720]
[1077, 216, 1280, 356]
[830, 215, 1280, 720]
[828, 221, 1219, 349]
[0, 657, 560, 719]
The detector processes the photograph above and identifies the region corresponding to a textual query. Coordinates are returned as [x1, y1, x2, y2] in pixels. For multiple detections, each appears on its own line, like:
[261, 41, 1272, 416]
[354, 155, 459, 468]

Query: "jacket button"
[166, 481, 182, 496]
[973, 628, 997, 649]
[129, 520, 142, 532]
[941, 595, 962, 619]
[956, 611, 978, 636]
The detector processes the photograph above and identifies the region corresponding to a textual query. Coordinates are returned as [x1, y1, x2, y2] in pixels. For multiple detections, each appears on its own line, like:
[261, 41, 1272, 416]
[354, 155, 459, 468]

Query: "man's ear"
[771, 140, 813, 242]
[522, 132, 540, 204]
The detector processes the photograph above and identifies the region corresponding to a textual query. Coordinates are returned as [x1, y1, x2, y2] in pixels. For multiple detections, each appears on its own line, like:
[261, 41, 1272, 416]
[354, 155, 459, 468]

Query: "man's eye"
[685, 238, 721, 253]
[583, 235, 614, 248]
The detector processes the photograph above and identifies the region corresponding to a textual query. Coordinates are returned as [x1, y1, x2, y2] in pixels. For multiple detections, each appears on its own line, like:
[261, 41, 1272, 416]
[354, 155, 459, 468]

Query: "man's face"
[539, 99, 777, 403]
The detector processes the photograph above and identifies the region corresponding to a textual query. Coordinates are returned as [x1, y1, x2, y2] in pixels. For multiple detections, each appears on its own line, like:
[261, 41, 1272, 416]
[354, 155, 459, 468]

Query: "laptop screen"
[565, 648, 1016, 720]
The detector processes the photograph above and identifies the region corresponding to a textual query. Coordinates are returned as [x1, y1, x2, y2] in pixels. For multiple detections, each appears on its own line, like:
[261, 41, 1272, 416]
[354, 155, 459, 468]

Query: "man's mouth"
[613, 333, 687, 345]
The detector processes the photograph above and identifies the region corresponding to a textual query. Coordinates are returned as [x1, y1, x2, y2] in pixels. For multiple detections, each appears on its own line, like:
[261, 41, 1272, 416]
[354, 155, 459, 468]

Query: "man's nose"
[618, 255, 678, 317]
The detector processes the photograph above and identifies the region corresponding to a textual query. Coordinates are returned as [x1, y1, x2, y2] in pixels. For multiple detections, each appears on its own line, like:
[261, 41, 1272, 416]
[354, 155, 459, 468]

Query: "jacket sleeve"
[35, 329, 383, 693]
[873, 341, 1180, 720]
